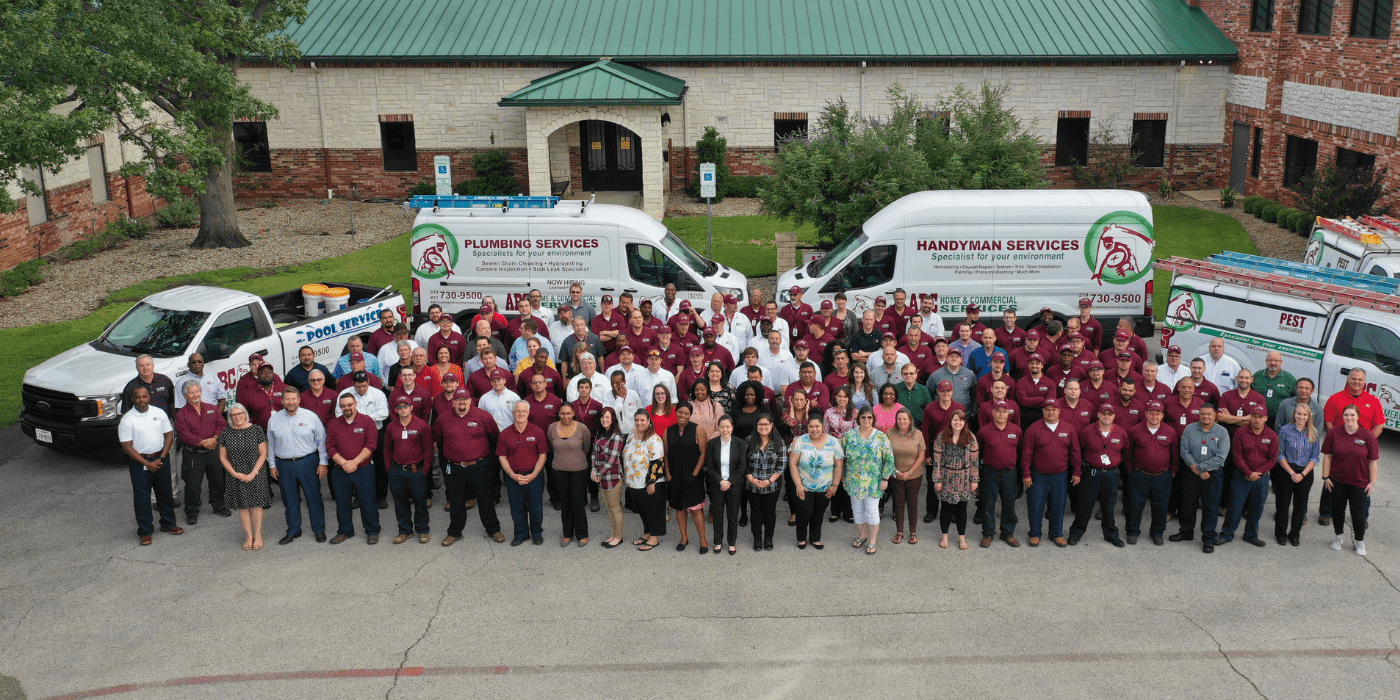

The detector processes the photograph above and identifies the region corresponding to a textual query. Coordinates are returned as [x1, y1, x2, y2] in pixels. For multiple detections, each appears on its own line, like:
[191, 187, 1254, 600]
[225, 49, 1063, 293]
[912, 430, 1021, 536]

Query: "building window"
[774, 117, 808, 151]
[1250, 127, 1263, 177]
[87, 145, 109, 203]
[1251, 0, 1275, 31]
[1337, 147, 1377, 172]
[22, 168, 47, 226]
[1054, 117, 1090, 167]
[1351, 0, 1393, 38]
[1298, 0, 1335, 33]
[380, 121, 418, 172]
[1131, 119, 1167, 168]
[233, 122, 272, 173]
[1283, 135, 1319, 188]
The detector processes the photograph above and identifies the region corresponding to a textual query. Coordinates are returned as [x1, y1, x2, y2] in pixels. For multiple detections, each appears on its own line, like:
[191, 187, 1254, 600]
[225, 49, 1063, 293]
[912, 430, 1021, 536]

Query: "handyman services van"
[1303, 215, 1400, 278]
[407, 195, 747, 318]
[776, 190, 1157, 336]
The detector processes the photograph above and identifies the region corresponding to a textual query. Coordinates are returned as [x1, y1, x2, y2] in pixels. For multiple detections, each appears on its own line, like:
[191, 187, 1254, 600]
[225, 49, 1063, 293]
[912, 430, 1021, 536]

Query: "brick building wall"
[233, 147, 529, 199]
[0, 173, 162, 272]
[1205, 0, 1400, 211]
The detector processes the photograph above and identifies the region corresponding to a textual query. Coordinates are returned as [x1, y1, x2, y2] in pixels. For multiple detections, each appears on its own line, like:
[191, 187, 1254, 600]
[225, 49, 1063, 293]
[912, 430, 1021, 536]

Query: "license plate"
[35, 429, 53, 443]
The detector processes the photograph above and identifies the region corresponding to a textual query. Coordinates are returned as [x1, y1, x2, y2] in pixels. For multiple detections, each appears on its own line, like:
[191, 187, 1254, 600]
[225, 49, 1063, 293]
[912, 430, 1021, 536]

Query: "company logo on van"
[411, 224, 459, 280]
[1163, 290, 1203, 332]
[1303, 232, 1324, 265]
[1084, 212, 1155, 286]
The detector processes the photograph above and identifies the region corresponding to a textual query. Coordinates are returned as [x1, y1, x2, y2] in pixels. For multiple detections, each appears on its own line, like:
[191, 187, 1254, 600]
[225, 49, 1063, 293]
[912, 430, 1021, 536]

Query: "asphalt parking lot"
[1, 424, 1397, 700]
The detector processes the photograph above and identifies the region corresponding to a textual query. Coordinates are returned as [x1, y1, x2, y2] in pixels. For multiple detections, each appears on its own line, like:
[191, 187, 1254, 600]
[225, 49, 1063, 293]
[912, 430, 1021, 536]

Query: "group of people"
[117, 284, 1382, 557]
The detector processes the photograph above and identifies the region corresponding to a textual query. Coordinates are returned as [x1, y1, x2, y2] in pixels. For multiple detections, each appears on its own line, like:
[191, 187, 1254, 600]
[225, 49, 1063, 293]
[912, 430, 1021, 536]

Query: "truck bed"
[262, 283, 393, 327]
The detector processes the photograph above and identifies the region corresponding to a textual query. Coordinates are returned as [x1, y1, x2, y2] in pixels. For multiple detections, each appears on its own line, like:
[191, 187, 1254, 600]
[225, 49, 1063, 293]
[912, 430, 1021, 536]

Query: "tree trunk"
[190, 125, 251, 249]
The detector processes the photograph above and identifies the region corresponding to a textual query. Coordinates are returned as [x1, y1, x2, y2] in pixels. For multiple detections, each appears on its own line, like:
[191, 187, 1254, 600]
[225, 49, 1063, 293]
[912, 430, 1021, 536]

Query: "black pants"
[829, 481, 851, 521]
[1272, 464, 1313, 539]
[374, 430, 389, 501]
[630, 485, 667, 537]
[1330, 481, 1368, 541]
[444, 459, 499, 538]
[708, 482, 742, 546]
[794, 490, 830, 543]
[182, 449, 225, 514]
[923, 468, 941, 521]
[1069, 467, 1120, 540]
[551, 469, 589, 539]
[543, 451, 560, 505]
[749, 490, 780, 541]
[939, 500, 968, 535]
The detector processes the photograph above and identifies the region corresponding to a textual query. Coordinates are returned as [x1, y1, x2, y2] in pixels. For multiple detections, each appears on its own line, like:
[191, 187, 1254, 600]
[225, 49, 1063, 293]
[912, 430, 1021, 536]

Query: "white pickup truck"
[1303, 215, 1400, 278]
[20, 283, 406, 450]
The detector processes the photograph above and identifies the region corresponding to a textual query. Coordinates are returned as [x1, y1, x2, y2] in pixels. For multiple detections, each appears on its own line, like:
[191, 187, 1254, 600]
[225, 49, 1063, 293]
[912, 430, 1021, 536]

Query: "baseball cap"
[441, 313, 456, 322]
[1099, 403, 1116, 414]
[1168, 345, 1182, 354]
[1059, 345, 1075, 354]
[248, 352, 265, 362]
[993, 400, 1010, 410]
[395, 397, 412, 408]
[882, 331, 896, 340]
[679, 300, 692, 310]
[1025, 329, 1041, 340]
[349, 351, 364, 361]
[1249, 405, 1267, 417]
[1079, 298, 1093, 308]
[689, 347, 704, 356]
[1027, 354, 1044, 363]
[351, 370, 369, 383]
[618, 344, 634, 353]
[992, 351, 1007, 361]
[489, 368, 508, 380]
[946, 347, 963, 357]
[1089, 360, 1104, 370]
[1115, 330, 1130, 340]
[1146, 401, 1164, 412]
[1068, 332, 1084, 342]
[1117, 351, 1133, 360]
[442, 372, 460, 381]
[789, 286, 803, 295]
[937, 380, 953, 391]
[1040, 306, 1052, 313]
[1043, 398, 1061, 409]
[723, 294, 738, 304]
[794, 339, 809, 349]
[657, 325, 672, 334]
[966, 303, 980, 312]
[820, 300, 833, 309]
[875, 295, 887, 304]
[703, 327, 716, 337]
[601, 295, 614, 304]
[933, 336, 949, 346]
[453, 388, 470, 399]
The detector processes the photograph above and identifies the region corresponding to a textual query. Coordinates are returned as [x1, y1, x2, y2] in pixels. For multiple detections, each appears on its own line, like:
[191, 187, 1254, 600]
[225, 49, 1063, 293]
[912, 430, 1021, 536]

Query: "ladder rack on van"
[408, 194, 593, 212]
[1208, 252, 1400, 296]
[1316, 216, 1386, 245]
[1360, 215, 1400, 235]
[1155, 256, 1400, 314]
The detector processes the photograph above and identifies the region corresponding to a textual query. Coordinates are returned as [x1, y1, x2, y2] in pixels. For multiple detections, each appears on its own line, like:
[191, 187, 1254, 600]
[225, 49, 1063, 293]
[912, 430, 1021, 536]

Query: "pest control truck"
[1159, 252, 1400, 430]
[407, 195, 747, 320]
[776, 190, 1158, 337]
[1303, 215, 1400, 277]
[21, 283, 405, 450]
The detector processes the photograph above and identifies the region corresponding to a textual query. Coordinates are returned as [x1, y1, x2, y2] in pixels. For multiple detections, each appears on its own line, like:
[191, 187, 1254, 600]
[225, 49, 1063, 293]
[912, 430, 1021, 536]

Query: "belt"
[449, 458, 485, 467]
[1133, 468, 1169, 476]
[1086, 467, 1119, 477]
[139, 452, 163, 460]
[392, 463, 422, 473]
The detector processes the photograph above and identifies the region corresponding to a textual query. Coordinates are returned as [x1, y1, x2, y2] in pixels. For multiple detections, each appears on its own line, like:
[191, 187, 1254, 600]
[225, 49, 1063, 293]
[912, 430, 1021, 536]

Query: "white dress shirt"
[172, 370, 227, 408]
[377, 340, 418, 373]
[567, 371, 606, 403]
[605, 362, 651, 402]
[336, 385, 389, 428]
[1159, 362, 1191, 392]
[758, 348, 799, 387]
[719, 437, 733, 481]
[478, 388, 522, 431]
[1201, 353, 1242, 392]
[118, 406, 172, 454]
[921, 315, 945, 340]
[639, 368, 677, 406]
[548, 321, 573, 352]
[714, 331, 743, 360]
[730, 364, 776, 391]
[602, 389, 643, 437]
[267, 408, 328, 462]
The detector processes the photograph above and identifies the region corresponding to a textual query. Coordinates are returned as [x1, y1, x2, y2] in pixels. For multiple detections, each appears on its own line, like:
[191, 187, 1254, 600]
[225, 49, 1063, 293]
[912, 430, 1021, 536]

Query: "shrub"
[1295, 212, 1316, 235]
[155, 197, 199, 228]
[1219, 186, 1237, 208]
[105, 216, 153, 240]
[1294, 165, 1394, 219]
[1282, 209, 1303, 231]
[1242, 196, 1261, 214]
[685, 127, 730, 203]
[455, 150, 520, 196]
[1158, 178, 1176, 199]
[723, 175, 769, 198]
[1261, 203, 1281, 223]
[0, 259, 48, 297]
[407, 182, 435, 198]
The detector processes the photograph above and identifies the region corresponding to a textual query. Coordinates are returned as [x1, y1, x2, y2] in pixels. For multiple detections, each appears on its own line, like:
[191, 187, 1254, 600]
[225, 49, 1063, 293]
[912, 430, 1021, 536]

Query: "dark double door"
[580, 120, 642, 192]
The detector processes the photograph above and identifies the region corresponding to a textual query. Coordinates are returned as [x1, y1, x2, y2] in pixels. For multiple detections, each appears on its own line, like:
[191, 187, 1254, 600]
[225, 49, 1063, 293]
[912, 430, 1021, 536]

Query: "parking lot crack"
[1358, 553, 1400, 596]
[1166, 608, 1267, 699]
[386, 571, 452, 700]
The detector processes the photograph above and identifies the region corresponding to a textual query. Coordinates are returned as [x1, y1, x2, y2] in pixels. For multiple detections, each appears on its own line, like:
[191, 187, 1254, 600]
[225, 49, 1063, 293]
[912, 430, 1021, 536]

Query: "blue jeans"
[127, 456, 176, 536]
[1177, 470, 1224, 541]
[505, 474, 545, 540]
[1027, 471, 1067, 539]
[276, 453, 325, 536]
[388, 466, 430, 535]
[1125, 471, 1172, 538]
[980, 468, 1019, 539]
[330, 464, 380, 537]
[1221, 472, 1270, 542]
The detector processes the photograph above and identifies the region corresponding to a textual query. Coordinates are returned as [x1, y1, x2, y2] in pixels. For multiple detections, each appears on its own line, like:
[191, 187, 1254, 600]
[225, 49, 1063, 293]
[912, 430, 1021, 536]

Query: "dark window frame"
[625, 243, 702, 291]
[1283, 134, 1319, 189]
[1054, 117, 1091, 167]
[1250, 127, 1263, 178]
[774, 118, 809, 152]
[380, 121, 418, 172]
[1336, 147, 1377, 172]
[232, 122, 273, 173]
[1251, 0, 1276, 31]
[1131, 119, 1167, 168]
[1351, 0, 1394, 38]
[1298, 0, 1335, 34]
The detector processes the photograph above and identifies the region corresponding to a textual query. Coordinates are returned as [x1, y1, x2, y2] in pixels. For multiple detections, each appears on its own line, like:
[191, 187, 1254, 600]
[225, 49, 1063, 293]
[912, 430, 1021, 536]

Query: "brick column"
[775, 232, 798, 275]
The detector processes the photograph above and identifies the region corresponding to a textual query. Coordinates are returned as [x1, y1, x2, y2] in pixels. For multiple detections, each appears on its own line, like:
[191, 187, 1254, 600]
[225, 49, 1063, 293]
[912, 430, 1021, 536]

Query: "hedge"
[1261, 203, 1282, 223]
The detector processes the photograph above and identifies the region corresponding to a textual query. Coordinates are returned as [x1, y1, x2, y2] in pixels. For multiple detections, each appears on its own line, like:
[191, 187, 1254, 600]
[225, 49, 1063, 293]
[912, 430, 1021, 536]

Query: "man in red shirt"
[591, 295, 626, 352]
[784, 362, 830, 411]
[780, 286, 813, 343]
[1020, 399, 1081, 547]
[468, 348, 515, 397]
[1082, 361, 1117, 406]
[652, 326, 685, 372]
[389, 366, 432, 421]
[801, 318, 836, 363]
[977, 400, 1022, 548]
[1076, 298, 1104, 351]
[1111, 378, 1146, 431]
[1219, 407, 1278, 547]
[239, 362, 285, 429]
[961, 304, 988, 337]
[326, 393, 381, 544]
[1110, 352, 1144, 389]
[385, 398, 434, 543]
[173, 381, 228, 524]
[1125, 401, 1178, 545]
[979, 378, 1020, 429]
[1184, 359, 1220, 407]
[336, 352, 383, 391]
[1099, 332, 1143, 373]
[518, 349, 564, 399]
[994, 309, 1026, 352]
[1068, 403, 1129, 547]
[427, 314, 467, 366]
[976, 352, 1017, 407]
[1047, 345, 1087, 392]
[824, 350, 853, 395]
[1008, 330, 1046, 379]
[1015, 356, 1057, 428]
[498, 399, 548, 546]
[433, 389, 504, 545]
[300, 370, 338, 427]
[1139, 362, 1172, 404]
[367, 308, 399, 355]
[622, 309, 658, 356]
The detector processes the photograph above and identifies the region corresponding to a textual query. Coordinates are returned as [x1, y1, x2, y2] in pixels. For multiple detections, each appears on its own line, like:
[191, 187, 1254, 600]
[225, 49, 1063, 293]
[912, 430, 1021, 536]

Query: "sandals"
[713, 544, 722, 553]
[242, 541, 253, 551]
[637, 541, 659, 551]
[852, 538, 867, 549]
[633, 537, 648, 546]
[958, 536, 969, 550]
[251, 540, 264, 550]
[892, 532, 903, 544]
[939, 534, 950, 549]
[865, 543, 877, 555]
[909, 533, 918, 544]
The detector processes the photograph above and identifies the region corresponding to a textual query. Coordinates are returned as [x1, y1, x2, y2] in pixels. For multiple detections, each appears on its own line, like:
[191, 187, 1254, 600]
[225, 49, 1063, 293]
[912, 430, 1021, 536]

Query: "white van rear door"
[531, 221, 616, 312]
[1321, 311, 1400, 428]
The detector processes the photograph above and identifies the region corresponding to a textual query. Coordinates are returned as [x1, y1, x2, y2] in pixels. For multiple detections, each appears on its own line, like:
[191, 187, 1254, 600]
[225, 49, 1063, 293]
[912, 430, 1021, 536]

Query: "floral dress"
[623, 434, 665, 489]
[932, 435, 980, 504]
[841, 429, 895, 499]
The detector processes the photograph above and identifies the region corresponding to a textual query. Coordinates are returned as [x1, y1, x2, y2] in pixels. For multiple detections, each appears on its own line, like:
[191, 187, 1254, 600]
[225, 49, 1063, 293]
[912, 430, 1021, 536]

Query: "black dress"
[220, 425, 271, 510]
[666, 422, 706, 510]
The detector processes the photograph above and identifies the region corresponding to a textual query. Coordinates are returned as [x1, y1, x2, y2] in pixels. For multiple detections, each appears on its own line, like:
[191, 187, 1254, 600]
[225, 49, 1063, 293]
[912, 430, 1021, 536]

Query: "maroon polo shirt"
[1218, 389, 1268, 426]
[1111, 397, 1146, 431]
[1140, 380, 1172, 404]
[1321, 426, 1380, 487]
[1181, 377, 1220, 407]
[1099, 348, 1144, 374]
[976, 420, 1022, 471]
[389, 383, 433, 421]
[497, 422, 548, 473]
[801, 331, 836, 361]
[427, 331, 468, 365]
[977, 372, 1018, 406]
[571, 397, 603, 434]
[1070, 349, 1097, 373]
[367, 327, 397, 355]
[300, 388, 338, 427]
[780, 303, 813, 339]
[903, 344, 937, 381]
[468, 366, 515, 397]
[823, 369, 853, 395]
[385, 416, 433, 468]
[433, 406, 498, 464]
[1046, 364, 1088, 393]
[703, 345, 735, 373]
[1020, 420, 1083, 479]
[1127, 422, 1179, 476]
[1079, 422, 1129, 470]
[518, 364, 565, 398]
[1059, 399, 1095, 432]
[237, 380, 285, 429]
[1109, 369, 1145, 389]
[1008, 346, 1049, 379]
[875, 313, 904, 340]
[784, 381, 831, 411]
[1015, 375, 1057, 410]
[336, 372, 383, 392]
[1164, 396, 1205, 431]
[653, 343, 686, 373]
[591, 311, 627, 351]
[977, 401, 1020, 432]
[675, 366, 708, 401]
[431, 392, 458, 424]
[326, 412, 379, 464]
[994, 325, 1026, 351]
[622, 327, 658, 355]
[508, 316, 550, 341]
[174, 402, 226, 447]
[1081, 379, 1117, 406]
[1232, 426, 1280, 478]
[921, 400, 964, 448]
[1078, 317, 1104, 351]
[526, 392, 562, 431]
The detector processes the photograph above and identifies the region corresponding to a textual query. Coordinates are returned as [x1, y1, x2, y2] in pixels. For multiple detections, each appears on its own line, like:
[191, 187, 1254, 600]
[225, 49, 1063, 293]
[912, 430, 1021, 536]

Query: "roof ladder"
[1360, 215, 1400, 235]
[408, 194, 563, 211]
[1315, 216, 1387, 245]
[1154, 256, 1400, 315]
[1208, 252, 1400, 296]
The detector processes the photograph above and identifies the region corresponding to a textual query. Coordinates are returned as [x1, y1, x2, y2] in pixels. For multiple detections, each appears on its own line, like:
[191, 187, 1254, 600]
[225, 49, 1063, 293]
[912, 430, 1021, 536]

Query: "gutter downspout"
[311, 62, 332, 195]
[859, 61, 867, 119]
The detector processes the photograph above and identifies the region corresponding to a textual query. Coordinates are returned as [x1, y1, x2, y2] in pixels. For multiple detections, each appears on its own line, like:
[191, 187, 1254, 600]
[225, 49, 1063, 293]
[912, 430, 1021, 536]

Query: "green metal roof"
[499, 60, 686, 106]
[282, 0, 1237, 62]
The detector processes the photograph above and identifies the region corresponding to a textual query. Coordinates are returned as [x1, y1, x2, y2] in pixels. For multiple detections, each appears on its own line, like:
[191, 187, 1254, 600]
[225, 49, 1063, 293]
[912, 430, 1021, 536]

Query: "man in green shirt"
[1253, 350, 1296, 429]
[895, 363, 931, 428]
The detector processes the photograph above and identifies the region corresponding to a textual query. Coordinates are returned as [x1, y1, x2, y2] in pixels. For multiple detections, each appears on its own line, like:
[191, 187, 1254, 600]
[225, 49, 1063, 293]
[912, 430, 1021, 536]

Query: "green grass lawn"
[663, 216, 818, 277]
[1149, 205, 1258, 319]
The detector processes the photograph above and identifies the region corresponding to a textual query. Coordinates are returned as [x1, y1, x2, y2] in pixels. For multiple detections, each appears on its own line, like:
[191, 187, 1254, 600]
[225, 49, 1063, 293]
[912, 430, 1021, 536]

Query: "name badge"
[1007, 434, 1018, 440]
[1201, 445, 1209, 456]
[1266, 389, 1274, 398]
[402, 430, 409, 439]
[1056, 432, 1068, 438]
[1262, 439, 1271, 444]
[1110, 438, 1121, 444]
[1180, 416, 1187, 425]
[1100, 454, 1111, 465]
[353, 428, 364, 434]
[1355, 439, 1366, 445]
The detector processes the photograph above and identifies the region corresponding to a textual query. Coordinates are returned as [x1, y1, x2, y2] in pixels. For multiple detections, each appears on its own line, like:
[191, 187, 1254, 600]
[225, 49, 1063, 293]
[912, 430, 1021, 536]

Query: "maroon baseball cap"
[946, 347, 963, 356]
[441, 313, 456, 322]
[702, 327, 716, 336]
[966, 304, 980, 312]
[1249, 405, 1267, 416]
[601, 295, 614, 304]
[1079, 298, 1093, 308]
[1068, 332, 1085, 342]
[1089, 360, 1104, 370]
[1168, 345, 1182, 354]
[618, 344, 634, 353]
[1146, 401, 1165, 412]
[993, 400, 1010, 410]
[1043, 398, 1061, 409]
[1059, 345, 1075, 354]
[248, 352, 265, 362]
[820, 300, 833, 309]
[395, 397, 412, 408]
[875, 295, 887, 304]
[689, 347, 704, 356]
[1115, 330, 1130, 340]
[442, 372, 460, 381]
[794, 339, 809, 349]
[1117, 351, 1133, 360]
[723, 294, 738, 304]
[679, 300, 692, 310]
[937, 380, 953, 391]
[789, 286, 803, 295]
[1025, 329, 1041, 340]
[1098, 403, 1116, 414]
[656, 325, 671, 334]
[453, 388, 470, 399]
[933, 336, 949, 346]
[882, 331, 896, 340]
[1040, 306, 1053, 313]
[1027, 354, 1044, 363]
[489, 368, 508, 380]
[992, 351, 1007, 361]
[349, 351, 365, 361]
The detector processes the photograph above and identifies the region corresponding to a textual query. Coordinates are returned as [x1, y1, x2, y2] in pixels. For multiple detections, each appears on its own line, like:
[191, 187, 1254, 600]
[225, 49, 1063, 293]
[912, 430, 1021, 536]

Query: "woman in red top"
[648, 385, 679, 438]
[426, 345, 461, 397]
[1321, 405, 1380, 555]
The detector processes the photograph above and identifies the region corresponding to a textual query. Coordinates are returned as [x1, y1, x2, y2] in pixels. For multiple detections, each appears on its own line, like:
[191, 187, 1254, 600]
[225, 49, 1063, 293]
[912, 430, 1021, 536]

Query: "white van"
[776, 190, 1157, 336]
[1303, 215, 1400, 278]
[1160, 252, 1400, 430]
[407, 195, 747, 318]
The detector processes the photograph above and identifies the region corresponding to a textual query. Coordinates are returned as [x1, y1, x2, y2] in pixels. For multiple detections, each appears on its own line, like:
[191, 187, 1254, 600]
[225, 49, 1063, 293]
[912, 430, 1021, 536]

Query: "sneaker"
[1331, 536, 1344, 551]
[1355, 540, 1366, 556]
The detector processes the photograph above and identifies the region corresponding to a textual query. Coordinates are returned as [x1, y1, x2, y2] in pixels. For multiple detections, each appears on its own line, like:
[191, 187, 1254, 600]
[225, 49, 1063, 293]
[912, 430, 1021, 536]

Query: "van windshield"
[92, 302, 209, 358]
[661, 231, 717, 276]
[810, 230, 869, 277]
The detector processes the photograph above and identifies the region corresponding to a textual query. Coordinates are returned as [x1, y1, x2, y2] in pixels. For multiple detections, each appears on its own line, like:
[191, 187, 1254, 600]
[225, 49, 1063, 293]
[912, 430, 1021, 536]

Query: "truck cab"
[1304, 215, 1400, 278]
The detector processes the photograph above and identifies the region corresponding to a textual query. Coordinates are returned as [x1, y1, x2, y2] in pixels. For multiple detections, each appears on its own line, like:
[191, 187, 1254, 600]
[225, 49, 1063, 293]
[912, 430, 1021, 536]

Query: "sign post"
[699, 162, 716, 257]
[434, 156, 453, 196]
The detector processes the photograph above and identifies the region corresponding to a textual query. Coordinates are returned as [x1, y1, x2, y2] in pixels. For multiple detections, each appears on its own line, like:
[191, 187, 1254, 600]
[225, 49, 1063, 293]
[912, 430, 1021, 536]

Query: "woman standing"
[873, 383, 902, 432]
[648, 384, 678, 438]
[781, 390, 814, 443]
[833, 292, 857, 344]
[849, 365, 877, 410]
[824, 387, 858, 524]
[1274, 403, 1320, 547]
[623, 410, 667, 551]
[887, 408, 926, 544]
[666, 402, 709, 553]
[704, 415, 748, 555]
[705, 362, 735, 413]
[788, 416, 844, 549]
[1321, 405, 1380, 555]
[386, 341, 415, 389]
[732, 382, 770, 442]
[932, 410, 980, 550]
[428, 344, 462, 396]
[219, 403, 270, 551]
[548, 403, 592, 547]
[590, 407, 627, 548]
[843, 407, 895, 555]
[688, 381, 724, 438]
[745, 415, 787, 551]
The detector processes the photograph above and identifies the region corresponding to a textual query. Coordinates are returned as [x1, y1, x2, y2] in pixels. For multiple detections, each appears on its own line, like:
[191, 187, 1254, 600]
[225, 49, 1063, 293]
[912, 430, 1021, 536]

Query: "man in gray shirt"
[557, 283, 596, 325]
[1275, 377, 1323, 431]
[1170, 404, 1230, 554]
[268, 387, 329, 545]
[927, 348, 976, 416]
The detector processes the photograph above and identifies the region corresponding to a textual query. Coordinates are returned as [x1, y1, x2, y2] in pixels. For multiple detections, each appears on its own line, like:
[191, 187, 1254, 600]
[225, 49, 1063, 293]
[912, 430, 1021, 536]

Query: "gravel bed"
[665, 196, 766, 217]
[1161, 195, 1307, 261]
[0, 199, 415, 329]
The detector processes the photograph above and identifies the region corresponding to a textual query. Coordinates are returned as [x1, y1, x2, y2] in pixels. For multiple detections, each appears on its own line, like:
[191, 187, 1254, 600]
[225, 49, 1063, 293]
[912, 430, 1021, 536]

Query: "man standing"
[1020, 399, 1081, 547]
[300, 370, 338, 427]
[558, 283, 596, 326]
[1046, 345, 1087, 393]
[927, 348, 976, 411]
[1008, 329, 1046, 379]
[385, 398, 434, 544]
[781, 286, 813, 343]
[1015, 356, 1057, 428]
[1170, 404, 1230, 553]
[174, 381, 228, 525]
[895, 364, 931, 427]
[849, 310, 882, 366]
[240, 362, 286, 429]
[174, 353, 228, 411]
[1068, 404, 1129, 547]
[639, 349, 678, 405]
[566, 353, 606, 402]
[335, 352, 383, 391]
[605, 345, 650, 400]
[591, 294, 625, 352]
[1139, 362, 1172, 405]
[389, 366, 432, 421]
[1124, 402, 1178, 545]
[325, 394, 381, 545]
[1219, 407, 1277, 547]
[785, 362, 831, 411]
[498, 400, 549, 546]
[1076, 298, 1103, 351]
[367, 308, 399, 355]
[741, 287, 766, 323]
[1185, 358, 1221, 407]
[869, 346, 906, 388]
[376, 325, 417, 373]
[434, 389, 506, 545]
[1159, 345, 1190, 390]
[1275, 377, 1322, 433]
[336, 371, 390, 509]
[285, 346, 334, 393]
[118, 386, 183, 545]
[655, 283, 681, 322]
[332, 337, 382, 381]
[961, 304, 988, 337]
[948, 322, 979, 359]
[967, 328, 1007, 378]
[519, 348, 565, 399]
[558, 316, 605, 376]
[1253, 351, 1296, 428]
[977, 400, 1022, 548]
[125, 354, 180, 505]
[1110, 379, 1146, 432]
[918, 296, 945, 340]
[427, 313, 468, 366]
[268, 387, 329, 545]
[1201, 338, 1242, 392]
[479, 368, 523, 432]
[415, 304, 461, 347]
[994, 309, 1025, 352]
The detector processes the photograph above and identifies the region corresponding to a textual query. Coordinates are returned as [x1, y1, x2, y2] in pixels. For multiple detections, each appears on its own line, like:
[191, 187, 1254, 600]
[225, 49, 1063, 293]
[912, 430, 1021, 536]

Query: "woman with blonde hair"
[1273, 402, 1320, 547]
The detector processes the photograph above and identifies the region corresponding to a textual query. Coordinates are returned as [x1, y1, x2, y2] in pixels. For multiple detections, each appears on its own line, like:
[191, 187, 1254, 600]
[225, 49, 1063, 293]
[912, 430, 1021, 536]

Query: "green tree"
[1294, 165, 1393, 219]
[688, 127, 730, 203]
[918, 83, 1047, 190]
[1069, 119, 1142, 189]
[0, 0, 307, 249]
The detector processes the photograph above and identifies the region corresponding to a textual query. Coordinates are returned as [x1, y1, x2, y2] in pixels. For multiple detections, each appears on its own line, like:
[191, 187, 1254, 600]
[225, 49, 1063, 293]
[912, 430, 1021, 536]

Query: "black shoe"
[1202, 543, 1214, 554]
[171, 498, 182, 509]
[1289, 536, 1300, 547]
[510, 537, 526, 546]
[738, 514, 749, 527]
[377, 499, 388, 510]
[1245, 537, 1266, 548]
[1276, 536, 1288, 546]
[676, 541, 687, 552]
[764, 539, 774, 550]
[351, 496, 360, 509]
[1317, 516, 1331, 526]
[797, 542, 807, 550]
[186, 513, 198, 526]
[533, 536, 544, 545]
[213, 507, 232, 517]
[315, 532, 327, 543]
[551, 500, 561, 511]
[589, 496, 600, 513]
[923, 513, 935, 524]
[278, 533, 297, 545]
[1168, 532, 1193, 542]
[1125, 535, 1138, 545]
[1107, 537, 1125, 548]
[754, 538, 763, 551]
[972, 512, 983, 525]
[1152, 536, 1164, 546]
[1066, 536, 1080, 546]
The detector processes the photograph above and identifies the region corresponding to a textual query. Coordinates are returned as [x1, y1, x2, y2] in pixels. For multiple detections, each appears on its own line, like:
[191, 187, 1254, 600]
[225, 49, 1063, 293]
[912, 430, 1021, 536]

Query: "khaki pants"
[601, 483, 625, 540]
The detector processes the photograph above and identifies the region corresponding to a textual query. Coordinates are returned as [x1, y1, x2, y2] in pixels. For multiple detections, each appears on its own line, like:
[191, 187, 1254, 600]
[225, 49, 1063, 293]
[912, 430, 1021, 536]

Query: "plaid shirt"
[591, 432, 627, 491]
[745, 435, 788, 494]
